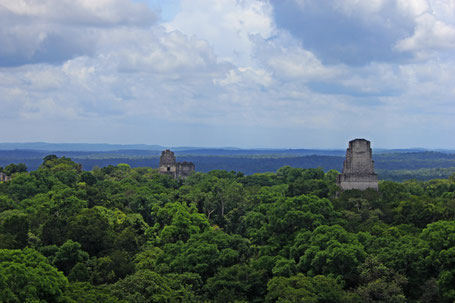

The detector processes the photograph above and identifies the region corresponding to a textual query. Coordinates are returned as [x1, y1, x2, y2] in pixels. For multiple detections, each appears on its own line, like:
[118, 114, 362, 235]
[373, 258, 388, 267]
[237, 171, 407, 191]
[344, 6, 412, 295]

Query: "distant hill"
[3, 142, 451, 154]
[2, 143, 455, 181]
[0, 142, 166, 152]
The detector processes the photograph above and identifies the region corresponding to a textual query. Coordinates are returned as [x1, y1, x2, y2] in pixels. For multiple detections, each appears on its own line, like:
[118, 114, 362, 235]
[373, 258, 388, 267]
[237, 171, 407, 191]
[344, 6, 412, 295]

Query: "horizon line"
[0, 141, 451, 151]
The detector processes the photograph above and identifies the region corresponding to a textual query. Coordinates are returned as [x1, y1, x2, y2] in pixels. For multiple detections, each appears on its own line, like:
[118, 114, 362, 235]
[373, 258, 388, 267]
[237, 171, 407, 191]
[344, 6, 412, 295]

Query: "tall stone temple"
[337, 139, 378, 190]
[158, 149, 195, 179]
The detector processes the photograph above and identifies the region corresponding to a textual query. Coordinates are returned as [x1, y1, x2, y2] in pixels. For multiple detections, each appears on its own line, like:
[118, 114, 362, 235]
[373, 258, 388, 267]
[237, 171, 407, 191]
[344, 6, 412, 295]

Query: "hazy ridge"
[2, 143, 455, 181]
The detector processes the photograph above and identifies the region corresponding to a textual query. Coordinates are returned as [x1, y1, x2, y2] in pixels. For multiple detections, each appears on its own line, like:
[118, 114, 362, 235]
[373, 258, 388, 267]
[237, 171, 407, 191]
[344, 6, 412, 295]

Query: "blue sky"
[1, 0, 455, 148]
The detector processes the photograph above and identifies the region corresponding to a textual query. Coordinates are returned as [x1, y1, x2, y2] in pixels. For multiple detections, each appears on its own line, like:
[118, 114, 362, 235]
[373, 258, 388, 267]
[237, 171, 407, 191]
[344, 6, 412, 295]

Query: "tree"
[355, 256, 407, 303]
[265, 274, 353, 303]
[4, 163, 27, 175]
[158, 229, 250, 281]
[91, 250, 134, 284]
[0, 210, 29, 249]
[68, 262, 91, 282]
[421, 221, 455, 302]
[204, 264, 266, 302]
[67, 208, 113, 256]
[0, 248, 68, 302]
[52, 240, 89, 275]
[154, 202, 209, 244]
[109, 270, 195, 303]
[134, 246, 164, 271]
[41, 155, 81, 173]
[64, 282, 121, 303]
[243, 194, 338, 252]
[292, 225, 366, 286]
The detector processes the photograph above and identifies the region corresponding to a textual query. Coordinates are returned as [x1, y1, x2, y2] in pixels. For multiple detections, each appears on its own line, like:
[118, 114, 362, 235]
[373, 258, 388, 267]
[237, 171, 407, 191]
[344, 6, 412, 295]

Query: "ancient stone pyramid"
[337, 139, 378, 190]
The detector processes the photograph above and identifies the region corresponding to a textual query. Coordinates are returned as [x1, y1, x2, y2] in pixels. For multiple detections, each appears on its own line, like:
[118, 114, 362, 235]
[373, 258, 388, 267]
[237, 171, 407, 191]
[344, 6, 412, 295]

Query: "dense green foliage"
[1, 156, 455, 302]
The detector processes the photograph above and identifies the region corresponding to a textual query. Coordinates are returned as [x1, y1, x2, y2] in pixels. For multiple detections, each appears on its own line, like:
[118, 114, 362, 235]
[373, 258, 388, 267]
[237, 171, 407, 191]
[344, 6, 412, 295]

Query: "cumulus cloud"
[1, 0, 155, 26]
[251, 32, 343, 82]
[0, 0, 156, 66]
[270, 0, 416, 65]
[105, 28, 224, 74]
[165, 0, 274, 66]
[1, 0, 455, 147]
[0, 30, 234, 131]
[395, 13, 455, 57]
[270, 0, 455, 65]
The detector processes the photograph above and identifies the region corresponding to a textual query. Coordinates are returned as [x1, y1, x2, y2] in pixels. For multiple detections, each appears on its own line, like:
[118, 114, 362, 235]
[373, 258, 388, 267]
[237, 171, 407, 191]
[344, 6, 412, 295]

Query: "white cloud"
[395, 13, 455, 56]
[105, 28, 221, 74]
[165, 0, 274, 66]
[1, 0, 155, 26]
[431, 0, 455, 24]
[0, 0, 156, 66]
[214, 66, 273, 87]
[1, 0, 455, 147]
[253, 33, 343, 81]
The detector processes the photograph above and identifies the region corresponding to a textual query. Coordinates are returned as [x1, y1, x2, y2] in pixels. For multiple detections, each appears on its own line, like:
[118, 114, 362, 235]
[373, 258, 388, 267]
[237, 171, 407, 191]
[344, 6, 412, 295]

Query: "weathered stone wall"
[158, 150, 195, 179]
[337, 139, 378, 190]
[176, 161, 195, 178]
[159, 150, 176, 166]
[0, 172, 10, 182]
[159, 150, 177, 177]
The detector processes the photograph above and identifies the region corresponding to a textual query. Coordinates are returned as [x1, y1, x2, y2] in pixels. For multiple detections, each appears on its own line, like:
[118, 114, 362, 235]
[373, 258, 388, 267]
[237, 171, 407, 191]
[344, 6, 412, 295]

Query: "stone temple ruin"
[337, 139, 378, 190]
[158, 149, 195, 179]
[0, 172, 11, 182]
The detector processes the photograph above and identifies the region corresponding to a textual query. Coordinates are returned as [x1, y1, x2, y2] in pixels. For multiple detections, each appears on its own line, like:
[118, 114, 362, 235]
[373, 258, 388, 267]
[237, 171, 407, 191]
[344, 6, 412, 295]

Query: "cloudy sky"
[1, 0, 455, 148]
